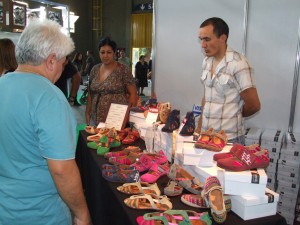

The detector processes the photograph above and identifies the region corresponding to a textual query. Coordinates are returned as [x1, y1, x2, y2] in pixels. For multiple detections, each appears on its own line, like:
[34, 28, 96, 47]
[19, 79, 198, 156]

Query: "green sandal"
[97, 136, 110, 156]
[141, 210, 212, 225]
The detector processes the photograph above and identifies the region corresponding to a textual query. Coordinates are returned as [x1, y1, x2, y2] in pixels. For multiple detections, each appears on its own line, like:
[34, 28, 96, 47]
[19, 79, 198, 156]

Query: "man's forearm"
[48, 160, 90, 224]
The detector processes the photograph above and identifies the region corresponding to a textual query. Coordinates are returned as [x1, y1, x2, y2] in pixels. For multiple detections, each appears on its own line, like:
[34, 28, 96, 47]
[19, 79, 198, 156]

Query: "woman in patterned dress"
[85, 37, 138, 125]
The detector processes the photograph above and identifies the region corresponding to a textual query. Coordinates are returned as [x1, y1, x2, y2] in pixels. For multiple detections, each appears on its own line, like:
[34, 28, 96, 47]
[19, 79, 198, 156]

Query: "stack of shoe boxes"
[277, 132, 300, 225]
[174, 145, 280, 220]
[244, 127, 262, 145]
[260, 129, 285, 191]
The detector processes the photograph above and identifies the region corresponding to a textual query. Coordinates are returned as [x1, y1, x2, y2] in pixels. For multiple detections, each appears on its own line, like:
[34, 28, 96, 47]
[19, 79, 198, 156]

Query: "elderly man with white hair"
[0, 19, 91, 225]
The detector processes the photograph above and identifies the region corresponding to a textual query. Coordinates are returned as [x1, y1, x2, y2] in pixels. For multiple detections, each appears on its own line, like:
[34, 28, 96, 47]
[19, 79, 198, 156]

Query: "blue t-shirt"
[0, 72, 77, 225]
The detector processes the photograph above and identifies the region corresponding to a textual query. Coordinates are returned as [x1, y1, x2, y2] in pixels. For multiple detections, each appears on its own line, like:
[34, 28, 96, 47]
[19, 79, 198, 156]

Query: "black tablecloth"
[76, 130, 287, 225]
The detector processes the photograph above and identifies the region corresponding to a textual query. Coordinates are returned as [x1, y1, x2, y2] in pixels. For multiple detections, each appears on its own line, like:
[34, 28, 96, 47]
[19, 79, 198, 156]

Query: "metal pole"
[242, 0, 249, 56]
[288, 18, 300, 133]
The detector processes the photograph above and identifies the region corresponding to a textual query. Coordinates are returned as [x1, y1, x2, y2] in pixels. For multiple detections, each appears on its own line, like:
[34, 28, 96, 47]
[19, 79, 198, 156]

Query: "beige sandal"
[117, 182, 161, 195]
[159, 102, 171, 124]
[124, 193, 172, 211]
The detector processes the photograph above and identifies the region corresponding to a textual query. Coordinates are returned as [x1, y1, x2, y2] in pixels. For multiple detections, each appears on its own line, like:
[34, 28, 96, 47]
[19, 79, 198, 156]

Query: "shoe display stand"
[76, 129, 287, 225]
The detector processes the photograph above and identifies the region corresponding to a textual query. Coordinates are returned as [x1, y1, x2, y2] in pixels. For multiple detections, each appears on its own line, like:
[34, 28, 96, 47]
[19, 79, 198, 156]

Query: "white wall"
[154, 0, 300, 133]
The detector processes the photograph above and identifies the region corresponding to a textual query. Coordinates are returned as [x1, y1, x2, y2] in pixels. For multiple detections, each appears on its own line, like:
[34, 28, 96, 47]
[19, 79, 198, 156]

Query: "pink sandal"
[140, 163, 170, 183]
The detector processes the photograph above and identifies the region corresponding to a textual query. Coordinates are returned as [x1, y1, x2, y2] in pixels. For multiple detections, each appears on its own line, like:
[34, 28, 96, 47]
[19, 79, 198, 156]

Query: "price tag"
[192, 104, 201, 116]
[146, 108, 159, 123]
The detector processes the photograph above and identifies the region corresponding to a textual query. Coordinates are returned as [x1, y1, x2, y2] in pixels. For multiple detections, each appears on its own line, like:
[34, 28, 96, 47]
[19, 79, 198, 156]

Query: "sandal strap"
[201, 185, 223, 197]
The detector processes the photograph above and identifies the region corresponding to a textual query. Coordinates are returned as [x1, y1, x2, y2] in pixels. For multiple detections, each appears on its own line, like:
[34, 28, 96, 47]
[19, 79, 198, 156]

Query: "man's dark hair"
[200, 17, 229, 39]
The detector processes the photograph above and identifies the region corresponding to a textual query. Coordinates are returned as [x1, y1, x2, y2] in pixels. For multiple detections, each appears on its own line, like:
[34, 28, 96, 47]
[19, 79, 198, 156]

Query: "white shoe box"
[269, 151, 281, 162]
[174, 130, 194, 154]
[260, 129, 285, 147]
[182, 143, 231, 167]
[277, 207, 296, 225]
[231, 188, 279, 220]
[277, 171, 299, 184]
[277, 181, 299, 196]
[217, 168, 267, 197]
[278, 194, 298, 207]
[244, 127, 263, 145]
[265, 160, 278, 173]
[278, 158, 300, 169]
[279, 153, 300, 162]
[152, 124, 174, 162]
[261, 144, 282, 154]
[281, 145, 300, 157]
[266, 172, 277, 184]
[267, 182, 276, 191]
[277, 162, 300, 174]
[286, 131, 300, 146]
[174, 152, 219, 184]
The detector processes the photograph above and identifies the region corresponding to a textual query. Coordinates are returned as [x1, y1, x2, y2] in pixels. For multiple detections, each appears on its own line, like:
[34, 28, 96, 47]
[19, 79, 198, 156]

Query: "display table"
[75, 130, 287, 225]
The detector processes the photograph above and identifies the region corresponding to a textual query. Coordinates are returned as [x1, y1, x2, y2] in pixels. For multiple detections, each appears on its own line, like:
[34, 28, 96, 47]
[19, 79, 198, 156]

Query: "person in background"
[85, 37, 137, 125]
[135, 55, 149, 96]
[0, 19, 91, 225]
[118, 49, 132, 68]
[72, 52, 84, 74]
[0, 38, 18, 76]
[55, 55, 81, 106]
[147, 59, 152, 80]
[72, 52, 84, 85]
[195, 17, 260, 144]
[84, 50, 95, 76]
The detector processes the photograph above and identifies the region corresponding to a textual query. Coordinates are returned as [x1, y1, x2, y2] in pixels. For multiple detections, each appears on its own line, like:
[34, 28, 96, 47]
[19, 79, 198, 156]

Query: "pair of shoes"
[102, 168, 140, 183]
[216, 144, 270, 171]
[85, 125, 101, 134]
[122, 130, 140, 145]
[161, 109, 180, 133]
[102, 164, 136, 172]
[139, 93, 145, 96]
[181, 194, 232, 212]
[104, 146, 141, 159]
[194, 128, 227, 151]
[124, 193, 172, 211]
[167, 163, 203, 195]
[108, 151, 141, 165]
[179, 111, 195, 136]
[86, 127, 110, 139]
[137, 210, 212, 225]
[96, 135, 110, 155]
[164, 180, 183, 197]
[202, 176, 227, 224]
[131, 150, 168, 173]
[117, 182, 161, 195]
[117, 128, 132, 141]
[140, 163, 170, 183]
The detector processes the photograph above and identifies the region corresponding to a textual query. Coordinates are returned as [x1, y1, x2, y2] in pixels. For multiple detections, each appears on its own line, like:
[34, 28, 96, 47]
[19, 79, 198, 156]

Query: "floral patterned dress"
[89, 62, 136, 124]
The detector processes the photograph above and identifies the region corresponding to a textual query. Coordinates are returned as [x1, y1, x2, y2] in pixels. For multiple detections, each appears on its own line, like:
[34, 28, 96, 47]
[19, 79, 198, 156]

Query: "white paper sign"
[105, 103, 129, 130]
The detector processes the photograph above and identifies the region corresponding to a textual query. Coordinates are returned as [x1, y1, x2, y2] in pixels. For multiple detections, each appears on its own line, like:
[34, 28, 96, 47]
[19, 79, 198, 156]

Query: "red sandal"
[122, 130, 140, 145]
[217, 147, 270, 171]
